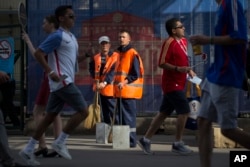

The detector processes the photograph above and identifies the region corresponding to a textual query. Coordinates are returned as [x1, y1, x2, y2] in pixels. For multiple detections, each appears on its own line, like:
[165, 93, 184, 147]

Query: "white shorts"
[198, 79, 239, 129]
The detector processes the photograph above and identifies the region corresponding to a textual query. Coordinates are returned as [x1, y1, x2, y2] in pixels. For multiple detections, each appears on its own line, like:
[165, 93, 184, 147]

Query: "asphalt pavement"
[7, 134, 245, 167]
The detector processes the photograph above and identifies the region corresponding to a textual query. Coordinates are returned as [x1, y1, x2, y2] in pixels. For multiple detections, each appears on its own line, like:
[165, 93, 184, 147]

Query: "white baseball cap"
[98, 36, 110, 44]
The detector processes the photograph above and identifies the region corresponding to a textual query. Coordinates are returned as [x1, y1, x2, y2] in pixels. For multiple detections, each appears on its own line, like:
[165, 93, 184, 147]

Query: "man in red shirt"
[138, 18, 196, 155]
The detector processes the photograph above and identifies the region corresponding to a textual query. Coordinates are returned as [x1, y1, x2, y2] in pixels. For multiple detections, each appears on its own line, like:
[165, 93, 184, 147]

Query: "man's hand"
[189, 35, 210, 45]
[117, 80, 127, 89]
[48, 71, 60, 82]
[0, 71, 10, 84]
[177, 66, 192, 73]
[187, 69, 196, 79]
[97, 82, 106, 90]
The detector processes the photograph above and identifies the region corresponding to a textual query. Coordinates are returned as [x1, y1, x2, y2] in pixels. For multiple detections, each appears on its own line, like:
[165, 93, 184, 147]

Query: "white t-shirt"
[38, 27, 78, 92]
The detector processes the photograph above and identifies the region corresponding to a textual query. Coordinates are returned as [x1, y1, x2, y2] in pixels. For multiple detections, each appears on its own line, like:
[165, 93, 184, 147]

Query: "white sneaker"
[19, 150, 40, 166]
[51, 141, 72, 160]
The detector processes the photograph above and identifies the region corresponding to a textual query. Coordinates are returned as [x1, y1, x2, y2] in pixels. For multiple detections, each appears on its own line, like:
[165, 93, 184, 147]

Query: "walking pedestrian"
[189, 0, 250, 166]
[22, 15, 62, 158]
[138, 18, 196, 155]
[19, 5, 89, 166]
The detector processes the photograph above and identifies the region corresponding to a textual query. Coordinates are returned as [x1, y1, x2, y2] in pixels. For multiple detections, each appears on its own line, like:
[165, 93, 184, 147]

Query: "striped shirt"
[158, 37, 189, 93]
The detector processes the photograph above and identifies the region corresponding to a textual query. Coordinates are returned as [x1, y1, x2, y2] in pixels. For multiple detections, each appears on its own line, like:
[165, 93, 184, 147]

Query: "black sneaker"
[137, 138, 154, 155]
[44, 151, 62, 158]
[34, 147, 48, 157]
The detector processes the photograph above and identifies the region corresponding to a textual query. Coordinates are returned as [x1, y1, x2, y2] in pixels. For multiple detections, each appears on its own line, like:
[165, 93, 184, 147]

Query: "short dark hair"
[119, 30, 131, 38]
[165, 18, 180, 36]
[45, 15, 59, 29]
[55, 5, 72, 21]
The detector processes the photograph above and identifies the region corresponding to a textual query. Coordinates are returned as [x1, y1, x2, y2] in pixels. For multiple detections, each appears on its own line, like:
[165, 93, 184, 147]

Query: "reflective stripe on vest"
[93, 52, 118, 96]
[114, 48, 144, 99]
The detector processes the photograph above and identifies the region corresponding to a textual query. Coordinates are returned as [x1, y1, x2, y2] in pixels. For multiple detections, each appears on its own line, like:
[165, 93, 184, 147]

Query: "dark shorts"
[35, 76, 50, 105]
[46, 83, 87, 113]
[159, 90, 190, 115]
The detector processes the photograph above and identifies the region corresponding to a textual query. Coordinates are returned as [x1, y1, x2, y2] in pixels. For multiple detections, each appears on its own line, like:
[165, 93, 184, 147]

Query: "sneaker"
[171, 141, 193, 155]
[137, 138, 154, 155]
[18, 150, 40, 166]
[51, 141, 72, 160]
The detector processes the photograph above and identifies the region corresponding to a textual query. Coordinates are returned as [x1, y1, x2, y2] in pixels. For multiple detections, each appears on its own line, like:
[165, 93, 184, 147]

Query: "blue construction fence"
[25, 0, 250, 115]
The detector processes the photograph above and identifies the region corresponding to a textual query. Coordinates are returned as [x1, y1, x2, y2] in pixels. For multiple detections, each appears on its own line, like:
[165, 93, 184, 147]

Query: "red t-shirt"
[158, 37, 189, 93]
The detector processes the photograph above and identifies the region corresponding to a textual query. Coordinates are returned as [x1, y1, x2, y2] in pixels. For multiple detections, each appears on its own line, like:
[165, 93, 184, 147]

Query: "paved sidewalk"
[8, 134, 245, 167]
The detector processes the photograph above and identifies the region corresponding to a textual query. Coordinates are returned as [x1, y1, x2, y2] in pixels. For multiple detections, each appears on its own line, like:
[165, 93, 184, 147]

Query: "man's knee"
[221, 128, 234, 137]
[80, 108, 89, 119]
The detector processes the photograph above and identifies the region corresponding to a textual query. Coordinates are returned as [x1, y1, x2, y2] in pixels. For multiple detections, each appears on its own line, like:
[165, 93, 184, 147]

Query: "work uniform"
[114, 44, 144, 147]
[89, 51, 119, 123]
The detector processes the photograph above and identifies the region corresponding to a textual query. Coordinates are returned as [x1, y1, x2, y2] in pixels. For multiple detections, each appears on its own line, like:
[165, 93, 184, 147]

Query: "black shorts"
[159, 90, 190, 115]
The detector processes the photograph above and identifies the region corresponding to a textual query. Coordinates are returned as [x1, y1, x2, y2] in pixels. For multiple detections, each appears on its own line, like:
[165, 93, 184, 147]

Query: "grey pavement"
[7, 134, 245, 167]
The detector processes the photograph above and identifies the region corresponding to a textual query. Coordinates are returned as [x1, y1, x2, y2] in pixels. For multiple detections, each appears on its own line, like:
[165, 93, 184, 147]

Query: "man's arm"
[190, 35, 246, 46]
[125, 56, 140, 83]
[34, 49, 52, 74]
[22, 32, 36, 57]
[88, 59, 95, 79]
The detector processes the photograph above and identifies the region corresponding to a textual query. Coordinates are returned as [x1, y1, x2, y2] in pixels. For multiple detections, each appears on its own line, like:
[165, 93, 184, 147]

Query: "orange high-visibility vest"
[114, 48, 144, 99]
[93, 52, 119, 96]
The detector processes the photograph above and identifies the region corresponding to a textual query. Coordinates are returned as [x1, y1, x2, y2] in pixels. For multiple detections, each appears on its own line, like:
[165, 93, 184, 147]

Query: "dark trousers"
[0, 108, 14, 166]
[0, 80, 20, 126]
[100, 94, 116, 124]
[116, 98, 137, 147]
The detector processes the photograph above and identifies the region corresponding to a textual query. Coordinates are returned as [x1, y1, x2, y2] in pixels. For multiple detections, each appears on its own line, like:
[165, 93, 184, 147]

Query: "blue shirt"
[0, 37, 14, 78]
[207, 0, 247, 88]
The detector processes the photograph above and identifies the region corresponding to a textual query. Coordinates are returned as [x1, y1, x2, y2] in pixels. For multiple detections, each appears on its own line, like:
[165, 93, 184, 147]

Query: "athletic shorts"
[159, 90, 190, 115]
[198, 79, 239, 129]
[35, 76, 50, 105]
[46, 83, 87, 113]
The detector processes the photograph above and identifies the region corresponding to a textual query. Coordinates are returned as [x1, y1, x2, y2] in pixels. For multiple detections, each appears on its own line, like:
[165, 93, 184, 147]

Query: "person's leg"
[121, 99, 137, 147]
[53, 114, 62, 139]
[50, 109, 87, 160]
[144, 93, 172, 139]
[137, 94, 171, 154]
[175, 113, 189, 141]
[197, 80, 218, 167]
[33, 76, 51, 157]
[156, 91, 192, 155]
[44, 114, 63, 158]
[33, 112, 58, 142]
[54, 84, 88, 135]
[0, 81, 20, 127]
[0, 109, 14, 166]
[51, 84, 88, 160]
[32, 105, 47, 149]
[170, 91, 190, 143]
[19, 112, 56, 166]
[100, 95, 115, 124]
[62, 111, 87, 134]
[221, 128, 250, 148]
[144, 112, 168, 139]
[198, 117, 213, 167]
[214, 84, 250, 149]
